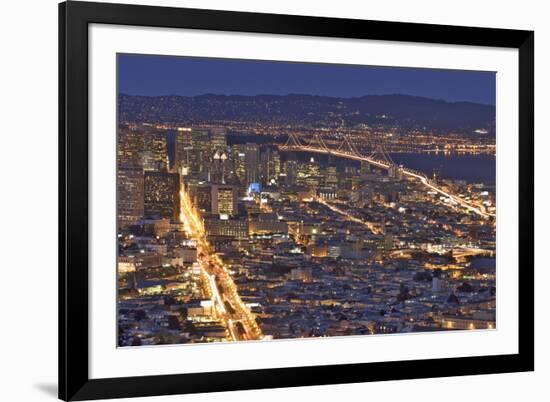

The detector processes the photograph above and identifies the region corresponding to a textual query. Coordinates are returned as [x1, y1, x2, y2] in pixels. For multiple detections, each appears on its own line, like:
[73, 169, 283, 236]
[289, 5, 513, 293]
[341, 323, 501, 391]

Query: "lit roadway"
[179, 185, 263, 342]
[315, 197, 383, 235]
[280, 145, 495, 219]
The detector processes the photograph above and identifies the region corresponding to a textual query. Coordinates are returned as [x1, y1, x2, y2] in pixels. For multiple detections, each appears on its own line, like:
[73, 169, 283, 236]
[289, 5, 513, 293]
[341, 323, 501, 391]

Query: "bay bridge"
[278, 133, 495, 219]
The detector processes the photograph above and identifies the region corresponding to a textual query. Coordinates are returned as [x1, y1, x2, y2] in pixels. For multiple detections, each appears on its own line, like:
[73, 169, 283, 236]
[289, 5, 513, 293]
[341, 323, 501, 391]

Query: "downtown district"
[117, 124, 496, 347]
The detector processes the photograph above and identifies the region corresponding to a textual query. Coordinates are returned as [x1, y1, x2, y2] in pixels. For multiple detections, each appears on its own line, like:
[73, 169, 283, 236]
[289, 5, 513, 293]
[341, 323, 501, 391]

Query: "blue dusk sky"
[118, 53, 496, 105]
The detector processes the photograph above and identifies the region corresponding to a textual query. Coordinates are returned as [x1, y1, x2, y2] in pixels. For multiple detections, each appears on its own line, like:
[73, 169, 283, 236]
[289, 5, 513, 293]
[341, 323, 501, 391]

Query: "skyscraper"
[211, 184, 238, 216]
[144, 171, 180, 220]
[260, 148, 281, 184]
[175, 128, 212, 176]
[192, 183, 212, 213]
[190, 129, 211, 176]
[244, 143, 260, 185]
[142, 130, 168, 171]
[117, 166, 144, 228]
[210, 127, 227, 152]
[232, 145, 247, 184]
[118, 127, 144, 168]
[325, 164, 338, 188]
[174, 128, 193, 175]
[268, 150, 281, 183]
[284, 159, 298, 185]
[307, 156, 321, 176]
[212, 150, 229, 184]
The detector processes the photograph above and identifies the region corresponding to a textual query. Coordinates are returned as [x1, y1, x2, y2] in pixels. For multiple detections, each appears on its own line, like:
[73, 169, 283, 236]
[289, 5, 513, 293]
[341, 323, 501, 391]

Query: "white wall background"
[0, 0, 546, 401]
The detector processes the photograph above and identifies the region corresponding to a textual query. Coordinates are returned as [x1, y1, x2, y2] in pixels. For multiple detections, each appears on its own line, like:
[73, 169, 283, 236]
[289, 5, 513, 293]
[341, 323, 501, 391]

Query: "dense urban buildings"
[117, 57, 496, 347]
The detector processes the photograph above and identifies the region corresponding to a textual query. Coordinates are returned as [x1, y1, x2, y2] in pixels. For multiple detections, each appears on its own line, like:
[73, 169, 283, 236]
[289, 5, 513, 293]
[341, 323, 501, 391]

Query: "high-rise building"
[307, 156, 321, 176]
[268, 150, 281, 183]
[142, 130, 168, 171]
[210, 128, 227, 152]
[144, 171, 180, 220]
[192, 183, 212, 213]
[260, 150, 269, 183]
[211, 184, 238, 216]
[283, 159, 298, 185]
[232, 145, 247, 184]
[260, 148, 281, 184]
[175, 128, 212, 176]
[118, 127, 144, 168]
[191, 129, 211, 175]
[325, 164, 338, 188]
[244, 143, 260, 185]
[174, 128, 193, 174]
[296, 162, 310, 186]
[117, 166, 144, 228]
[204, 217, 249, 240]
[211, 150, 229, 184]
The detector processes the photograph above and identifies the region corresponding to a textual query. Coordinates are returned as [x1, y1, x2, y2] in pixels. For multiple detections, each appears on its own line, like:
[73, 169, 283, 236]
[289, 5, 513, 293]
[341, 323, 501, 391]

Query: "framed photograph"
[59, 1, 534, 400]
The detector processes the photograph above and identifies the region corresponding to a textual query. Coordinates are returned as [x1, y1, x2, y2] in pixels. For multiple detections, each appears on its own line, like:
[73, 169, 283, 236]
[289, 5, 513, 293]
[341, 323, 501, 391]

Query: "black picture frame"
[59, 1, 534, 400]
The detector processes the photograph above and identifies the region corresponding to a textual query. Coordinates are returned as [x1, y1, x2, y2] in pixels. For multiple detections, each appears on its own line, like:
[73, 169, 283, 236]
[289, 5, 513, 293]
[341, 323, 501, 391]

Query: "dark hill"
[118, 93, 495, 135]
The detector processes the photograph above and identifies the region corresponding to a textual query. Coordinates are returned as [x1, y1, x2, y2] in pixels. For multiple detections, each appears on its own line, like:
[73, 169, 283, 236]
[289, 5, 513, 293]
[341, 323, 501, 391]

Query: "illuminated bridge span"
[279, 133, 495, 219]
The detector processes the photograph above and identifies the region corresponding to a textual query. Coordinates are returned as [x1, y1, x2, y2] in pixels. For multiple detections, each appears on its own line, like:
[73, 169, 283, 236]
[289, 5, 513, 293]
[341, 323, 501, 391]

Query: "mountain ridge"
[118, 93, 495, 135]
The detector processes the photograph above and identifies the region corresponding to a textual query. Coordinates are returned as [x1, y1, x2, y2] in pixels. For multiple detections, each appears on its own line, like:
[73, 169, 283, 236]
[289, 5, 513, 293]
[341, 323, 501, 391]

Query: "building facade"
[117, 166, 144, 228]
[144, 171, 180, 220]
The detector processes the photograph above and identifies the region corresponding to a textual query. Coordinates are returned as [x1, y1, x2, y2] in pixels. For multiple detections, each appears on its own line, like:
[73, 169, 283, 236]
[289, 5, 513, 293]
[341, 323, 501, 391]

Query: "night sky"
[118, 53, 496, 105]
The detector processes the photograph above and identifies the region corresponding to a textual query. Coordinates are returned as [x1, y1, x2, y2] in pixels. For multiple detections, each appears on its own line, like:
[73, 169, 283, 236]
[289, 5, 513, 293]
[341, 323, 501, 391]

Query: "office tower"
[260, 148, 281, 184]
[174, 128, 193, 175]
[142, 130, 168, 171]
[175, 128, 211, 176]
[268, 150, 281, 183]
[193, 183, 212, 213]
[211, 184, 238, 216]
[325, 163, 338, 188]
[296, 162, 310, 186]
[283, 159, 298, 185]
[204, 217, 249, 240]
[340, 167, 355, 190]
[118, 127, 144, 168]
[232, 144, 247, 184]
[212, 150, 229, 184]
[117, 166, 144, 228]
[210, 127, 227, 152]
[144, 171, 180, 220]
[260, 150, 269, 183]
[190, 129, 211, 175]
[244, 143, 260, 185]
[307, 156, 321, 176]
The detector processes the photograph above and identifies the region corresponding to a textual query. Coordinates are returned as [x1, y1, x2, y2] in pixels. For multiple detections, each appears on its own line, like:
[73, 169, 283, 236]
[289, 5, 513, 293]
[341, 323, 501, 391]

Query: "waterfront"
[294, 151, 495, 185]
[171, 131, 496, 185]
[391, 153, 495, 185]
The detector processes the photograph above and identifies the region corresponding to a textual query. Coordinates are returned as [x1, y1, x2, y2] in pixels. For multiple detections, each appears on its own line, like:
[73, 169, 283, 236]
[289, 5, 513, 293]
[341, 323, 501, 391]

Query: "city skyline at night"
[117, 54, 496, 347]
